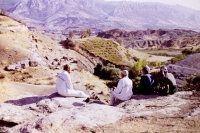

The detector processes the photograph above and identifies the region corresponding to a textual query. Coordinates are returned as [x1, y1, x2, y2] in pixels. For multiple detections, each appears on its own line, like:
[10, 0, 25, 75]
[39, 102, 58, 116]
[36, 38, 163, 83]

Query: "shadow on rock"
[112, 94, 160, 106]
[88, 100, 107, 105]
[72, 102, 85, 106]
[131, 94, 160, 100]
[4, 93, 62, 106]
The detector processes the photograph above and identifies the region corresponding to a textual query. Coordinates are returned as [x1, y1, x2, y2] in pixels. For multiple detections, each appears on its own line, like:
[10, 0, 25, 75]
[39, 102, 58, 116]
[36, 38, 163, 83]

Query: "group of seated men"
[56, 64, 177, 106]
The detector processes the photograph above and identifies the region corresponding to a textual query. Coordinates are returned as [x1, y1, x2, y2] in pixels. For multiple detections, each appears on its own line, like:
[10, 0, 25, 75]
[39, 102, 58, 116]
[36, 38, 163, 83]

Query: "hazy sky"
[105, 0, 200, 10]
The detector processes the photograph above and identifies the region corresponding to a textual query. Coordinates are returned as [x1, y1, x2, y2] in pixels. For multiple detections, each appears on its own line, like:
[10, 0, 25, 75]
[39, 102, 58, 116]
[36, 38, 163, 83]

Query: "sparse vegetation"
[182, 48, 200, 55]
[182, 74, 200, 91]
[170, 54, 187, 64]
[0, 72, 5, 79]
[65, 38, 76, 48]
[68, 30, 74, 39]
[170, 48, 200, 64]
[85, 83, 95, 90]
[80, 30, 88, 38]
[149, 60, 163, 68]
[0, 8, 6, 16]
[87, 29, 92, 36]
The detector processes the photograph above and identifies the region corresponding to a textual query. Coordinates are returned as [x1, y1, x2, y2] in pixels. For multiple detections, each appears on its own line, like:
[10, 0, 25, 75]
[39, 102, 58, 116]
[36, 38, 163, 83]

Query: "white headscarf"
[121, 70, 128, 77]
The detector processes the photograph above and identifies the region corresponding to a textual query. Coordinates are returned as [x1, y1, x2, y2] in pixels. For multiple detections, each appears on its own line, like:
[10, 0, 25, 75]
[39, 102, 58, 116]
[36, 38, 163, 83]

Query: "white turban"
[161, 66, 168, 73]
[121, 70, 128, 76]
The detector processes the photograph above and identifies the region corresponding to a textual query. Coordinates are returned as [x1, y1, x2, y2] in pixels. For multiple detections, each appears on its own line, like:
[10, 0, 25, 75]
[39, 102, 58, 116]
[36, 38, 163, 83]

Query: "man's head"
[121, 70, 128, 77]
[160, 66, 168, 75]
[160, 66, 168, 73]
[63, 64, 70, 73]
[142, 65, 150, 74]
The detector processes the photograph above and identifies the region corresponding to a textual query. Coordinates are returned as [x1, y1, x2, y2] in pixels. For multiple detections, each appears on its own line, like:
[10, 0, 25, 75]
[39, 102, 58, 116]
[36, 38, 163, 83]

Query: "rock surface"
[167, 53, 200, 87]
[0, 91, 200, 133]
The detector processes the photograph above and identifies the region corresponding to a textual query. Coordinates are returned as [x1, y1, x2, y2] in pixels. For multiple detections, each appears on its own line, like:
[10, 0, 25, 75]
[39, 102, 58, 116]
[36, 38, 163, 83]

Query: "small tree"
[0, 8, 6, 16]
[87, 29, 92, 36]
[80, 30, 88, 38]
[68, 30, 74, 39]
[65, 38, 76, 48]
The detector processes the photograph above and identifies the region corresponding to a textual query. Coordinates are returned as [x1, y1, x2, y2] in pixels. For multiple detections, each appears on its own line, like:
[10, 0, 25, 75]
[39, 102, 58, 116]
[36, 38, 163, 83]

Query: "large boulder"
[167, 53, 200, 87]
[5, 63, 21, 71]
[5, 60, 39, 71]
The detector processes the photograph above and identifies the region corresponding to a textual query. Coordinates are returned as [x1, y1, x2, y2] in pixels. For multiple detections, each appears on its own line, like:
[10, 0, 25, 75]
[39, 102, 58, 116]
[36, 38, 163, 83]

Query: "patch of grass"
[138, 49, 182, 57]
[170, 54, 187, 64]
[149, 60, 164, 68]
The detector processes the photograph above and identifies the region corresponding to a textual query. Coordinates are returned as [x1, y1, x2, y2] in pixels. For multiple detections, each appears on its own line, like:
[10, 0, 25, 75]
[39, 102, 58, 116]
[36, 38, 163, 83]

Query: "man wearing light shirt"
[56, 64, 90, 98]
[110, 70, 133, 106]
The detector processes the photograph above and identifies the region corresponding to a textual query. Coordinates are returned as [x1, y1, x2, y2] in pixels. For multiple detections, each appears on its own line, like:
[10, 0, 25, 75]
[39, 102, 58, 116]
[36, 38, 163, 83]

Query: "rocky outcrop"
[0, 91, 199, 132]
[5, 59, 39, 71]
[167, 53, 200, 87]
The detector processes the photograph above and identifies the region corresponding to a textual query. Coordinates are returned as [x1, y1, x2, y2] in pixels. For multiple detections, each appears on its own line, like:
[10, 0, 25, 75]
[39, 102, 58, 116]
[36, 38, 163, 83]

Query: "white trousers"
[110, 91, 123, 106]
[58, 89, 89, 98]
[110, 90, 132, 105]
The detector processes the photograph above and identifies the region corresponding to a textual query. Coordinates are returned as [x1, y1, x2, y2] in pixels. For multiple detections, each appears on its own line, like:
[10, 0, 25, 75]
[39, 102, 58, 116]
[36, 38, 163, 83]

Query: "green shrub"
[94, 63, 121, 80]
[65, 38, 76, 48]
[132, 56, 140, 62]
[149, 60, 163, 68]
[129, 59, 147, 79]
[182, 48, 193, 55]
[132, 77, 141, 94]
[170, 54, 187, 64]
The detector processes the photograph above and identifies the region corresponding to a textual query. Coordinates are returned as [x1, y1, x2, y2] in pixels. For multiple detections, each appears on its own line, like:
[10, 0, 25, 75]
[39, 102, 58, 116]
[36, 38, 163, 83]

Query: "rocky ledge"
[0, 91, 200, 133]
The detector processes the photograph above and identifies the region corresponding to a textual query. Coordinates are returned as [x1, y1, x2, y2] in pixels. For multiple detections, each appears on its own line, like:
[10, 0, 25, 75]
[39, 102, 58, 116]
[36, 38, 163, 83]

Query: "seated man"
[160, 66, 177, 95]
[56, 64, 90, 99]
[110, 70, 133, 106]
[139, 65, 155, 94]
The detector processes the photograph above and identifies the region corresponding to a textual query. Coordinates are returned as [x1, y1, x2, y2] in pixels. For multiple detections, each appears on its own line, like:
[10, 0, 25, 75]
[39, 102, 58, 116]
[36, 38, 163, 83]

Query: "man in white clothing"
[110, 70, 133, 106]
[56, 64, 90, 98]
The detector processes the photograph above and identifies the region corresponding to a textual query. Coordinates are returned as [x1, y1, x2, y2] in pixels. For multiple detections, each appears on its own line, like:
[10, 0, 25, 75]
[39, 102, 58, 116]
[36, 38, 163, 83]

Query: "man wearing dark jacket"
[140, 65, 155, 94]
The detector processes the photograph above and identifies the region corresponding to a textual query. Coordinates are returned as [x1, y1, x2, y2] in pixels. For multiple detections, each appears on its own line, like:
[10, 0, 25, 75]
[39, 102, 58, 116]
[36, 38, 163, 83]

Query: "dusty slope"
[0, 15, 109, 103]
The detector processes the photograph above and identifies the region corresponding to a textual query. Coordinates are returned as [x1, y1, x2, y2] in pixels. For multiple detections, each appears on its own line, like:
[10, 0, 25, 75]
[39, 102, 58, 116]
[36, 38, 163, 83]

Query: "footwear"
[84, 97, 90, 103]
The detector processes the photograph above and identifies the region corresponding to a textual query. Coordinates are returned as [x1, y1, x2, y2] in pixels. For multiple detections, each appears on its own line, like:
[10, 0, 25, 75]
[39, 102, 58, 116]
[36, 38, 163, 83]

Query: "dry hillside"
[0, 15, 172, 103]
[0, 15, 109, 103]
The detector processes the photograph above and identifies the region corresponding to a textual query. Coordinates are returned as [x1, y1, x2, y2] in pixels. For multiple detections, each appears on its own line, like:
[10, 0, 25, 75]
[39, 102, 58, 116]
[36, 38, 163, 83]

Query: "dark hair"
[142, 68, 148, 74]
[63, 64, 70, 71]
[142, 66, 150, 74]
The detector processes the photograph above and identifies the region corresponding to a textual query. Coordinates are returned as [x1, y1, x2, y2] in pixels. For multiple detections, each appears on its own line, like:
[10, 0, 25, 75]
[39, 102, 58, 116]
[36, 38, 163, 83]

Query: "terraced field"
[78, 38, 132, 65]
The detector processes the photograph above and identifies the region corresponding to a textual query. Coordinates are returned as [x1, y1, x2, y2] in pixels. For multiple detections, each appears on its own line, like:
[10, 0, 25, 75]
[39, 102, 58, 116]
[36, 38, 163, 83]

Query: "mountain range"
[1, 0, 200, 34]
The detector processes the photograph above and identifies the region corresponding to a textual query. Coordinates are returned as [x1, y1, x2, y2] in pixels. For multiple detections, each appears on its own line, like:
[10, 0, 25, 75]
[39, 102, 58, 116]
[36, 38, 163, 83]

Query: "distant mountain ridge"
[1, 0, 200, 34]
[97, 29, 200, 49]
